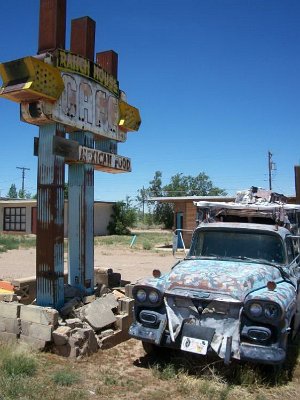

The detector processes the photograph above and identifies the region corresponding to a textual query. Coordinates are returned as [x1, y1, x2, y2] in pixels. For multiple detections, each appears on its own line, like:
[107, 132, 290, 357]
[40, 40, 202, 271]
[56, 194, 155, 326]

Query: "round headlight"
[149, 290, 159, 303]
[249, 303, 263, 317]
[264, 303, 280, 319]
[136, 289, 147, 302]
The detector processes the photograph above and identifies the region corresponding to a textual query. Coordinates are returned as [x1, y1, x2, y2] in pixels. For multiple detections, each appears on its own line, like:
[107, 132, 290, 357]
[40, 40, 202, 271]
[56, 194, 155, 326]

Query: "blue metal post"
[68, 131, 94, 294]
[36, 123, 65, 309]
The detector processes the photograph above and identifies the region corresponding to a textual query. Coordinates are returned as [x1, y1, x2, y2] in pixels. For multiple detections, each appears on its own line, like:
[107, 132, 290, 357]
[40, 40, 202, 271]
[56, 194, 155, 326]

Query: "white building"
[0, 199, 114, 236]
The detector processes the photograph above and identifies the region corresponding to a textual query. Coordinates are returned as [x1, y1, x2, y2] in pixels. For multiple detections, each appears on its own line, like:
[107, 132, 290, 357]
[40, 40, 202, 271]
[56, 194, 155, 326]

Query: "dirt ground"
[1, 244, 300, 399]
[0, 246, 176, 283]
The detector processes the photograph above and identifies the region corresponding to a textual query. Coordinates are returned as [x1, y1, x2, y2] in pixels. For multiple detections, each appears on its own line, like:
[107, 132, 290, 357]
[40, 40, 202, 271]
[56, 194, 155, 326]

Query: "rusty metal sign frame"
[0, 0, 141, 310]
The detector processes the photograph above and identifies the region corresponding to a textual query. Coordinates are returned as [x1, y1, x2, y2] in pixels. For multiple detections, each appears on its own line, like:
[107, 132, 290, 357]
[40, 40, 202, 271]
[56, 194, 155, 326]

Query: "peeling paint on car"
[164, 259, 282, 302]
[130, 221, 300, 365]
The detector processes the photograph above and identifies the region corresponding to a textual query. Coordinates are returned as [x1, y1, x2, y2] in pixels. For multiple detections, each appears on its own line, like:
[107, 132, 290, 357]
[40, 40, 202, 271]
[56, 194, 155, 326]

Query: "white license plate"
[181, 336, 208, 355]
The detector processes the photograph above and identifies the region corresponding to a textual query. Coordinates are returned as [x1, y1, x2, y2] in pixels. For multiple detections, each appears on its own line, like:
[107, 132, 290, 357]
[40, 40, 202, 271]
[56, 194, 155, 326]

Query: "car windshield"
[189, 229, 286, 265]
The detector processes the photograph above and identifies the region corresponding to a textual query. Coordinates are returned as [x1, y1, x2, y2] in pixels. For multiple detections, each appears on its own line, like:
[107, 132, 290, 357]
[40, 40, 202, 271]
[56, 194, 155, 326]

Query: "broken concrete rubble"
[0, 267, 134, 358]
[94, 267, 121, 288]
[74, 294, 117, 331]
[50, 294, 133, 358]
[52, 326, 72, 346]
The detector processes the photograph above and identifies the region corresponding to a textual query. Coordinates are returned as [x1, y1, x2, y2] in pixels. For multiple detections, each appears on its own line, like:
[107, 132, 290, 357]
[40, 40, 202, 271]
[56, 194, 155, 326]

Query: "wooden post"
[70, 17, 96, 61]
[96, 50, 118, 79]
[38, 0, 66, 54]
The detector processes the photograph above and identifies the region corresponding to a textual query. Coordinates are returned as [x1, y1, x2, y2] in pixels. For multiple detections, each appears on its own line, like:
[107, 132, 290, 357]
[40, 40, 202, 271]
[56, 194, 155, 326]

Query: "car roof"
[196, 222, 291, 239]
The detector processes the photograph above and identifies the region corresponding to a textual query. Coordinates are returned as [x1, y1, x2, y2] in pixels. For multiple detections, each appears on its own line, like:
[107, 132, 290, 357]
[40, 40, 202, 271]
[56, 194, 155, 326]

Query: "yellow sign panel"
[0, 57, 64, 103]
[56, 49, 119, 97]
[119, 101, 141, 132]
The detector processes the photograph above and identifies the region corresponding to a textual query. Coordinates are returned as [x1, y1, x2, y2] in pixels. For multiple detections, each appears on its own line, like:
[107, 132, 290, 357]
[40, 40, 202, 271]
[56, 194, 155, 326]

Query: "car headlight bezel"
[245, 300, 282, 322]
[133, 286, 163, 306]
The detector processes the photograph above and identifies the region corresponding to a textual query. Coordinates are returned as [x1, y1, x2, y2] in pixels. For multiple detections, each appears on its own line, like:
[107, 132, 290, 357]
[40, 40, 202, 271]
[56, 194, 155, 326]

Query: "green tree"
[18, 189, 32, 199]
[149, 171, 163, 197]
[136, 186, 150, 222]
[18, 189, 25, 199]
[64, 183, 68, 199]
[163, 172, 227, 197]
[148, 171, 173, 229]
[7, 184, 18, 198]
[107, 199, 137, 235]
[143, 171, 226, 229]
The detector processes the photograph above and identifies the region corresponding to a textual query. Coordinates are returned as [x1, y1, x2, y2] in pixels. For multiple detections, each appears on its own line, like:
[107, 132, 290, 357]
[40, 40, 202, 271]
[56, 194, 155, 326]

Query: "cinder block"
[18, 334, 47, 350]
[125, 284, 135, 298]
[101, 293, 119, 310]
[12, 276, 36, 305]
[117, 298, 134, 317]
[99, 329, 129, 350]
[94, 268, 111, 287]
[76, 297, 116, 331]
[52, 326, 72, 346]
[112, 289, 126, 300]
[0, 301, 21, 318]
[0, 293, 19, 302]
[20, 305, 59, 326]
[0, 332, 18, 343]
[80, 330, 98, 355]
[53, 343, 80, 358]
[0, 317, 21, 335]
[21, 320, 53, 341]
[65, 318, 83, 329]
[94, 267, 121, 288]
[114, 314, 132, 332]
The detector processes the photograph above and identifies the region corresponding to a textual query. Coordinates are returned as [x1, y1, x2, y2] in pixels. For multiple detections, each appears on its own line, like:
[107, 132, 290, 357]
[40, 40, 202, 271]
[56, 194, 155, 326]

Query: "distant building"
[149, 194, 297, 245]
[0, 199, 114, 236]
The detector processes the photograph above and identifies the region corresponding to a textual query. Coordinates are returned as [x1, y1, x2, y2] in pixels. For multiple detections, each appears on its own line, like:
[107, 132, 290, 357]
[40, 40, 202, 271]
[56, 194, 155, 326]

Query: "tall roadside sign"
[0, 0, 141, 309]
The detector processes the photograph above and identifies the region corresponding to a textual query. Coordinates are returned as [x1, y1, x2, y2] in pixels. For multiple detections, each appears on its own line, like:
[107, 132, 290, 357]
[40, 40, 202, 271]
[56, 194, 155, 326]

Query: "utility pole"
[16, 166, 30, 193]
[268, 151, 276, 191]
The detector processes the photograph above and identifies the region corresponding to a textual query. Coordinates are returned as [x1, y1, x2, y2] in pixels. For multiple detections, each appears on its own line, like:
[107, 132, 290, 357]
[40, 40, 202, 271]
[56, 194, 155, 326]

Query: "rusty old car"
[129, 209, 300, 365]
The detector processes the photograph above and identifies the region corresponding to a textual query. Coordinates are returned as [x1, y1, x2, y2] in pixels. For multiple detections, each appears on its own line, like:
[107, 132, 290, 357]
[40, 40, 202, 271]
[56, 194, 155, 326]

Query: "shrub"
[51, 369, 80, 386]
[107, 201, 137, 235]
[142, 241, 152, 250]
[2, 353, 37, 377]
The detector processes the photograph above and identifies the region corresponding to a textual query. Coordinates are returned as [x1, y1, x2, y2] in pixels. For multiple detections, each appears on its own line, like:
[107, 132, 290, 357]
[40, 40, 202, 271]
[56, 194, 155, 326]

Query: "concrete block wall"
[0, 301, 58, 349]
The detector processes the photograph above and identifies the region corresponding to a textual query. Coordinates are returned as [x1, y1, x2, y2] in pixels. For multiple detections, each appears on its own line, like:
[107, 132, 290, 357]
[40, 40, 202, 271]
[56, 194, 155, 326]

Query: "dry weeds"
[1, 337, 299, 400]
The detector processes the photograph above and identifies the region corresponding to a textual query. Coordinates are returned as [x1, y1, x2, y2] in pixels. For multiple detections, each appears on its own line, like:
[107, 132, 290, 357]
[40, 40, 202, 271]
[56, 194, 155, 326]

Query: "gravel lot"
[0, 246, 176, 283]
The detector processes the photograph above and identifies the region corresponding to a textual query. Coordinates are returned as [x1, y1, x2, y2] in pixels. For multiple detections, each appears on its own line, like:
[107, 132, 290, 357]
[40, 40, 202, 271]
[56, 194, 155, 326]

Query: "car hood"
[163, 258, 282, 302]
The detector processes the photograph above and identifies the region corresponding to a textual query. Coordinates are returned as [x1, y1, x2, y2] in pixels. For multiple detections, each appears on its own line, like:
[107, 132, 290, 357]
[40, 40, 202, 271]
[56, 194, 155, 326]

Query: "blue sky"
[0, 0, 299, 201]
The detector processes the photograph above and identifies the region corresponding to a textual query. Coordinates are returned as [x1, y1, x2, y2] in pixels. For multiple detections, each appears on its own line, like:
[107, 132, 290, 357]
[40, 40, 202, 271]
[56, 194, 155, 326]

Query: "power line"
[16, 166, 30, 193]
[268, 151, 276, 190]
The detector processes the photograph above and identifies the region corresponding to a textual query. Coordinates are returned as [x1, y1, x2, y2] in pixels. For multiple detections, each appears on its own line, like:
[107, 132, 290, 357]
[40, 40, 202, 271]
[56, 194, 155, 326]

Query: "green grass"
[51, 369, 80, 386]
[94, 231, 172, 251]
[0, 231, 171, 253]
[0, 234, 36, 253]
[0, 344, 86, 400]
[0, 340, 299, 400]
[151, 362, 178, 380]
[2, 353, 37, 377]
